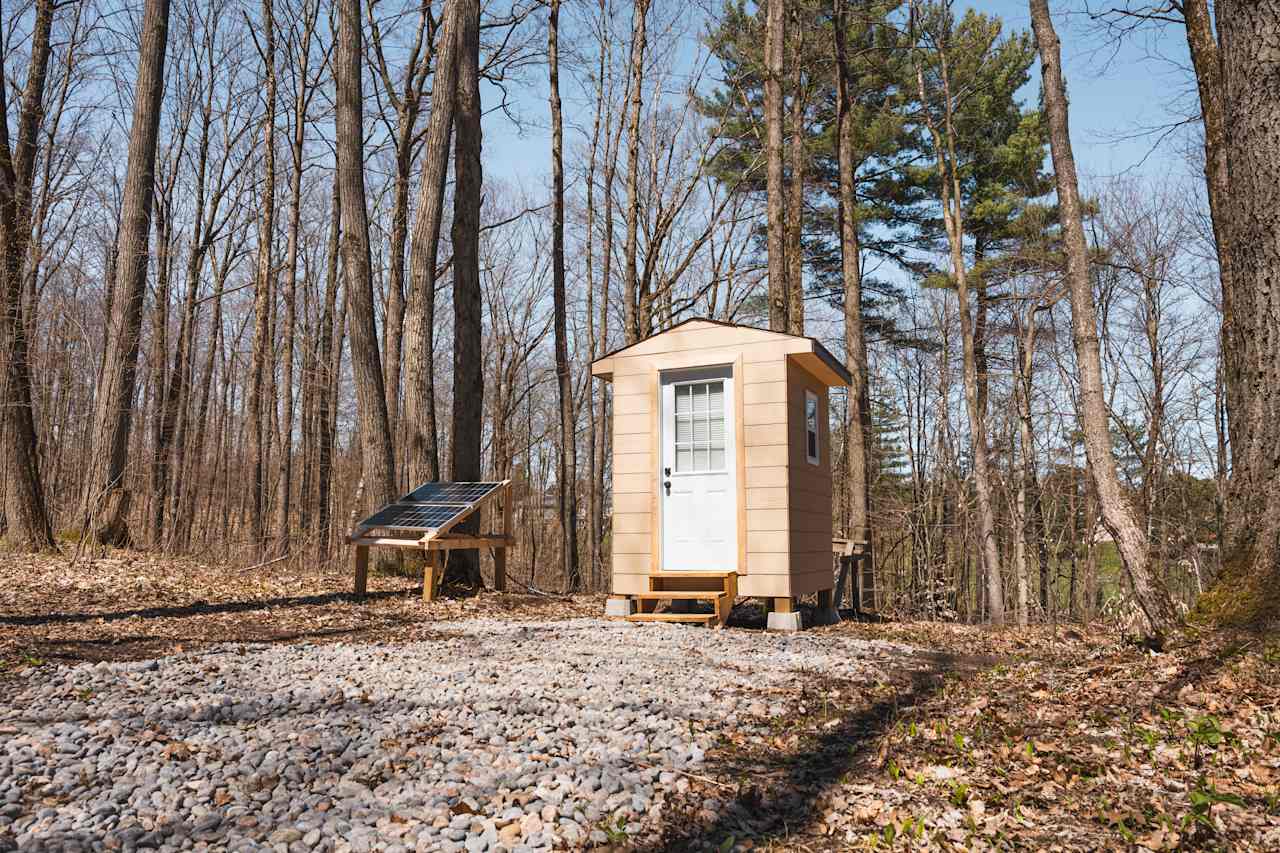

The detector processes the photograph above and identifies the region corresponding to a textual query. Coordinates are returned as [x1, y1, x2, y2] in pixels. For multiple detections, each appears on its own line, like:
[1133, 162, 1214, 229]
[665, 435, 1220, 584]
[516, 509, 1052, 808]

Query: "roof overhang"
[589, 318, 852, 387]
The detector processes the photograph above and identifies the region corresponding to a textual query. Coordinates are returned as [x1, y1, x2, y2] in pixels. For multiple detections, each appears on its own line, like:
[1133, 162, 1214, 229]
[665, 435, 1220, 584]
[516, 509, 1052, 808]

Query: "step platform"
[608, 571, 738, 628]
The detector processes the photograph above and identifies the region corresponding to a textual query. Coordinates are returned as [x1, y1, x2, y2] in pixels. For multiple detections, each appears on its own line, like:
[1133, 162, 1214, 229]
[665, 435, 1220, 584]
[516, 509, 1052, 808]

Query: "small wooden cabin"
[591, 318, 851, 629]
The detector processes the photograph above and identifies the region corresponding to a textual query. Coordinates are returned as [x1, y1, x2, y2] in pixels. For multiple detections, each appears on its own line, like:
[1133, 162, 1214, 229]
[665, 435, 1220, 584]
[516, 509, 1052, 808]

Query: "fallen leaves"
[0, 549, 602, 674]
[655, 624, 1280, 851]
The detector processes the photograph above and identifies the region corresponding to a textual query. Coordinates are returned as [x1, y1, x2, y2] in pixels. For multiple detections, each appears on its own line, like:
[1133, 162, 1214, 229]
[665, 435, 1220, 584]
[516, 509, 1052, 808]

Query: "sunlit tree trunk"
[445, 0, 484, 588]
[83, 0, 172, 547]
[1030, 0, 1179, 639]
[621, 0, 649, 345]
[912, 6, 1004, 623]
[335, 0, 396, 512]
[0, 0, 57, 551]
[833, 0, 872, 599]
[405, 0, 463, 485]
[764, 0, 788, 331]
[247, 0, 277, 554]
[1202, 0, 1280, 627]
[548, 0, 581, 590]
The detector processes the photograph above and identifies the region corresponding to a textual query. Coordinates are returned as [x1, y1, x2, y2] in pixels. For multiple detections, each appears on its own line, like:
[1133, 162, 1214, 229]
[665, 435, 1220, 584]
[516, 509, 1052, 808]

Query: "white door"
[660, 366, 737, 571]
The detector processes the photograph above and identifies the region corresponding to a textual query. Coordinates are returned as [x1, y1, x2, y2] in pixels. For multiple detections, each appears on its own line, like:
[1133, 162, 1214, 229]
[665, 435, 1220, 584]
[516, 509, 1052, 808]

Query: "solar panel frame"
[400, 481, 502, 504]
[355, 481, 505, 534]
[359, 503, 468, 531]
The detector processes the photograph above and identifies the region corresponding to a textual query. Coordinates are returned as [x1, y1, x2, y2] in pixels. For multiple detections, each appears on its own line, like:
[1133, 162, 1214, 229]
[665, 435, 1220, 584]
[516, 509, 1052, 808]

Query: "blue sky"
[480, 0, 1201, 193]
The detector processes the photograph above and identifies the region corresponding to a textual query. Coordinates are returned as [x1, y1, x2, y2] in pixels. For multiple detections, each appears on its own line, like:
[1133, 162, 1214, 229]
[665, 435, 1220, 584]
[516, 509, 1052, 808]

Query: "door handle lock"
[664, 467, 671, 476]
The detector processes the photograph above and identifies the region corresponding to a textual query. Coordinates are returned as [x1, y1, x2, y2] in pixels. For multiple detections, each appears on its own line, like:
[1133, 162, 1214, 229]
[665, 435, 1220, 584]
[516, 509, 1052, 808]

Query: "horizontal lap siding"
[612, 513, 650, 534]
[742, 357, 792, 579]
[786, 360, 834, 593]
[610, 360, 656, 589]
[613, 452, 651, 474]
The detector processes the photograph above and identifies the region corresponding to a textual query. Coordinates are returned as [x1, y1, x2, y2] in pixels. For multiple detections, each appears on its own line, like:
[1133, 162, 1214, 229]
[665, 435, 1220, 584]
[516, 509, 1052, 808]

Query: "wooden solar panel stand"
[347, 480, 513, 601]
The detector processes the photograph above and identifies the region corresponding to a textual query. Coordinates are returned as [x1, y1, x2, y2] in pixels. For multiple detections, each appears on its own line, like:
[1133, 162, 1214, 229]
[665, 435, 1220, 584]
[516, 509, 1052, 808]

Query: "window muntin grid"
[673, 380, 726, 473]
[805, 390, 820, 464]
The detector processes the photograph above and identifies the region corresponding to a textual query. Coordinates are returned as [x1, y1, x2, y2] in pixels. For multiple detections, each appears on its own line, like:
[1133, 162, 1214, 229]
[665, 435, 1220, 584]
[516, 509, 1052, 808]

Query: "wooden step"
[625, 612, 717, 626]
[648, 571, 736, 578]
[630, 591, 725, 600]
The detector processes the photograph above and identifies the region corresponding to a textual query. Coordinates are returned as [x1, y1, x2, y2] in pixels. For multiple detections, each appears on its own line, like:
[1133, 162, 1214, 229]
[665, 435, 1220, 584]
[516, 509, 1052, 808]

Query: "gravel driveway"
[0, 618, 909, 852]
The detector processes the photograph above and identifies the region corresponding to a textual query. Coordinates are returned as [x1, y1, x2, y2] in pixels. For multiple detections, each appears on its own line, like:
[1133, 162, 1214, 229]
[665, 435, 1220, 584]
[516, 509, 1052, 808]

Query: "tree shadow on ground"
[642, 653, 982, 851]
[0, 587, 419, 627]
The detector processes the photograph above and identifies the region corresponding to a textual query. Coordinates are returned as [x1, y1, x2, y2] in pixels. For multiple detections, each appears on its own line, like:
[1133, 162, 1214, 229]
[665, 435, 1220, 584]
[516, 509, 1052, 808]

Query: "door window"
[673, 380, 726, 472]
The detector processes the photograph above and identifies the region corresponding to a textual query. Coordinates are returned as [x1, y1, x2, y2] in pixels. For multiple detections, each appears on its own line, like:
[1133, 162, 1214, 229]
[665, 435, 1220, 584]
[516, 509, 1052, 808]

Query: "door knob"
[663, 480, 671, 495]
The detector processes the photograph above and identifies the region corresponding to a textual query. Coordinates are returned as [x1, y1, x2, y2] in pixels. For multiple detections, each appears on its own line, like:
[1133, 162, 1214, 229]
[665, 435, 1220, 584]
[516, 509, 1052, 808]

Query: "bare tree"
[275, 0, 323, 552]
[83, 0, 173, 547]
[1204, 0, 1280, 627]
[621, 0, 650, 344]
[832, 0, 873, 601]
[0, 0, 58, 550]
[247, 0, 278, 553]
[446, 0, 484, 588]
[911, 1, 1004, 623]
[404, 0, 464, 485]
[1030, 0, 1179, 639]
[764, 0, 787, 331]
[368, 0, 435, 441]
[335, 0, 397, 511]
[547, 0, 580, 589]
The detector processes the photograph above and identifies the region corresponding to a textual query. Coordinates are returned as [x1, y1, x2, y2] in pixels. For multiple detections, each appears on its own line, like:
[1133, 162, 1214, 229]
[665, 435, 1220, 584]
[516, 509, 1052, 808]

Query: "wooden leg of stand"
[495, 485, 511, 592]
[493, 546, 506, 592]
[423, 551, 438, 602]
[354, 546, 369, 596]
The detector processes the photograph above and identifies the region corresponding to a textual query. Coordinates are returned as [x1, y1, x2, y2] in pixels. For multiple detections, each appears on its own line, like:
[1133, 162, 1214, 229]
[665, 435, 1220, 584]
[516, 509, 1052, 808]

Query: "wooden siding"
[599, 321, 845, 599]
[785, 358, 835, 598]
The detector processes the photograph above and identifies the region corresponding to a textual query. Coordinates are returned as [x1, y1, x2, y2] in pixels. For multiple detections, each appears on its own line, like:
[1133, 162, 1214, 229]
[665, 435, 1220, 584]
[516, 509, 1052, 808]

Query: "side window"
[805, 390, 820, 465]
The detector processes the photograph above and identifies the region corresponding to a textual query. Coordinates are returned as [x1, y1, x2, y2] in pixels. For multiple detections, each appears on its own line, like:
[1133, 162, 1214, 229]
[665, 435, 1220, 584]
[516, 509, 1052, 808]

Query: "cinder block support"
[814, 588, 841, 626]
[767, 611, 803, 632]
[604, 597, 636, 618]
[767, 596, 802, 632]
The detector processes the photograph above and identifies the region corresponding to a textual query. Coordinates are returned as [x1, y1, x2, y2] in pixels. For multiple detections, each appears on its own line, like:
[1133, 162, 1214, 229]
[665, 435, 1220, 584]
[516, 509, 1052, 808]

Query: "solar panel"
[356, 481, 504, 533]
[402, 481, 502, 504]
[360, 502, 466, 531]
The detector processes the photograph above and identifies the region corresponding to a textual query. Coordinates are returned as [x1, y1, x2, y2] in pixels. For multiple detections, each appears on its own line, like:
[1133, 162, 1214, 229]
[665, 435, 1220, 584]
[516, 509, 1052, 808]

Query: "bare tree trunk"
[548, 0, 581, 590]
[833, 0, 872, 596]
[446, 0, 484, 589]
[1030, 0, 1178, 639]
[83, 0, 172, 547]
[405, 0, 464, 485]
[621, 0, 649, 345]
[583, 4, 609, 588]
[1203, 0, 1280, 627]
[336, 0, 396, 511]
[275, 0, 315, 554]
[596, 40, 625, 585]
[372, 3, 432, 452]
[786, 14, 804, 335]
[1013, 317, 1036, 626]
[912, 7, 1004, 623]
[1181, 0, 1238, 469]
[313, 191, 341, 557]
[0, 0, 57, 551]
[247, 0, 277, 555]
[764, 0, 788, 331]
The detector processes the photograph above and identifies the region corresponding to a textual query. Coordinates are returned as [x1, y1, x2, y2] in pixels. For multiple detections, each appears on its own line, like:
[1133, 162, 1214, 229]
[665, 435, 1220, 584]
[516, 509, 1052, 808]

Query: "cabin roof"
[590, 317, 852, 387]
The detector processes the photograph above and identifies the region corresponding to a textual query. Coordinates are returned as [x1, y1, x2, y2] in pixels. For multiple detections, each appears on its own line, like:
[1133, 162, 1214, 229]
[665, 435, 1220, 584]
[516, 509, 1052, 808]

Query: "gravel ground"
[0, 618, 910, 852]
